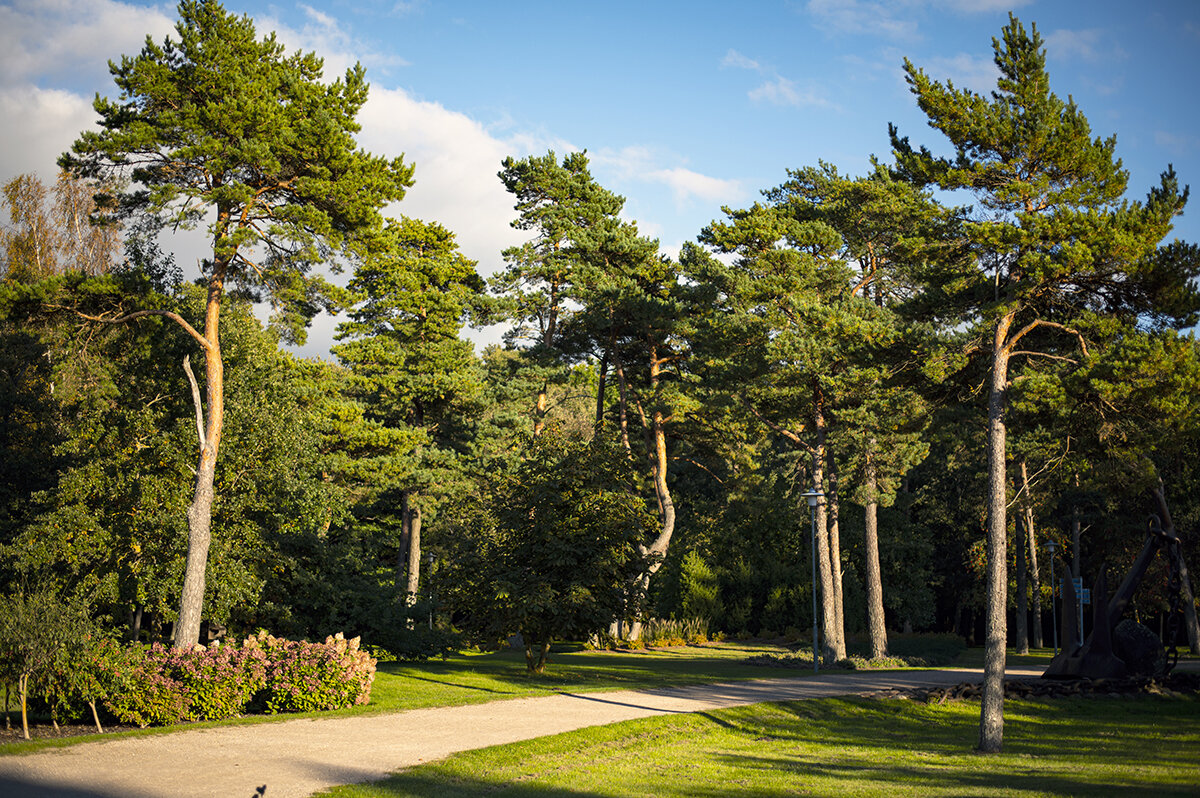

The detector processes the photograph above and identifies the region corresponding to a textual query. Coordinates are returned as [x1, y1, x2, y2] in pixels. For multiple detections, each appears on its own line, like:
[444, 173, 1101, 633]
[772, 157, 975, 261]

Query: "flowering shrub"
[102, 645, 190, 727]
[248, 631, 375, 714]
[99, 633, 374, 727]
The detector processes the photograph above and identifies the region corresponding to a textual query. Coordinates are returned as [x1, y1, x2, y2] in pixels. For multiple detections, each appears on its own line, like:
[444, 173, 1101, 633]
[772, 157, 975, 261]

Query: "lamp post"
[427, 552, 436, 631]
[800, 489, 823, 672]
[1046, 539, 1058, 656]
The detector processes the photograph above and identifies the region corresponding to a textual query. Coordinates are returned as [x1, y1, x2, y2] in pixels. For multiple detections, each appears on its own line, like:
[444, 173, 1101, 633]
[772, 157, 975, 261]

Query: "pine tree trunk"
[128, 604, 143, 643]
[863, 443, 888, 659]
[175, 268, 225, 649]
[175, 264, 226, 652]
[811, 402, 837, 665]
[623, 347, 676, 641]
[19, 673, 29, 740]
[1015, 513, 1029, 654]
[596, 348, 609, 424]
[398, 490, 412, 593]
[406, 504, 422, 627]
[979, 314, 1013, 754]
[1021, 461, 1044, 648]
[826, 456, 846, 659]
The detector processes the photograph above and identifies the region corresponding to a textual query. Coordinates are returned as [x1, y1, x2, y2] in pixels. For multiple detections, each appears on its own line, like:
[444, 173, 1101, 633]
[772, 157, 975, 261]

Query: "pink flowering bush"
[250, 631, 376, 713]
[100, 632, 375, 727]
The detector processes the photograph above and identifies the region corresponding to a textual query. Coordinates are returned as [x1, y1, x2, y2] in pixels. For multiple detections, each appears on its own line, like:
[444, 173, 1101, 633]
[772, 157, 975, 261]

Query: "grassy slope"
[318, 693, 1200, 797]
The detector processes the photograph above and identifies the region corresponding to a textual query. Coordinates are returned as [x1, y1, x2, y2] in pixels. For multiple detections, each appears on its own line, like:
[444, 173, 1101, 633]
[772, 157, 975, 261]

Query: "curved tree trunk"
[175, 269, 225, 649]
[979, 313, 1013, 754]
[863, 441, 888, 659]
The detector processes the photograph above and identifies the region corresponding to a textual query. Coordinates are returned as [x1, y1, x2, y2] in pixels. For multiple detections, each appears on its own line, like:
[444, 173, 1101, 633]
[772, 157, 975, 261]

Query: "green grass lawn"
[316, 692, 1200, 797]
[0, 639, 1049, 756]
[368, 641, 811, 712]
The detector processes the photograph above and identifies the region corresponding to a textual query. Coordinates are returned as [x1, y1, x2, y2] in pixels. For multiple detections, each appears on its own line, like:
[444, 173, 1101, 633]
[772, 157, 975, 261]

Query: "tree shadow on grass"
[321, 772, 612, 797]
[384, 671, 525, 695]
[708, 751, 1200, 797]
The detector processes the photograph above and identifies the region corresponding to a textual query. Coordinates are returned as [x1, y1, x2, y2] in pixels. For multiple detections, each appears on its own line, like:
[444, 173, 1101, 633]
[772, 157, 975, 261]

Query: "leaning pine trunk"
[624, 346, 676, 642]
[175, 269, 226, 649]
[863, 440, 888, 659]
[979, 313, 1013, 754]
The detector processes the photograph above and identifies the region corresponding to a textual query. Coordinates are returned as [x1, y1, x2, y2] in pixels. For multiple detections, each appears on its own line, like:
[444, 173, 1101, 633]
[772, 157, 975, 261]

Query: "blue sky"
[2, 0, 1198, 355]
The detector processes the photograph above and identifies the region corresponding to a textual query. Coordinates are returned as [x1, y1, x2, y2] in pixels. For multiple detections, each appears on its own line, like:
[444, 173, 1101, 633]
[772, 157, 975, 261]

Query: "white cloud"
[648, 167, 743, 207]
[1044, 28, 1124, 64]
[720, 49, 833, 109]
[1155, 130, 1200, 158]
[805, 0, 918, 40]
[920, 53, 999, 95]
[0, 86, 96, 181]
[261, 6, 409, 78]
[749, 76, 834, 109]
[938, 0, 1031, 12]
[721, 49, 762, 71]
[356, 86, 533, 277]
[805, 0, 1032, 40]
[0, 0, 175, 88]
[592, 146, 745, 210]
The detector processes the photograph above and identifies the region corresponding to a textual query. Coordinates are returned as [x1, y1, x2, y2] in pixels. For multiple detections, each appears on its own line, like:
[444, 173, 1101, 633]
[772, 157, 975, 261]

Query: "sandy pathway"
[0, 666, 1041, 798]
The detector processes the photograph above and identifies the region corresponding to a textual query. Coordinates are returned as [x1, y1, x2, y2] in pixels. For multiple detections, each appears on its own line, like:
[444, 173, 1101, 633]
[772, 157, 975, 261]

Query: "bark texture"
[176, 270, 225, 649]
[826, 459, 846, 660]
[863, 444, 888, 659]
[1020, 461, 1043, 648]
[978, 314, 1012, 753]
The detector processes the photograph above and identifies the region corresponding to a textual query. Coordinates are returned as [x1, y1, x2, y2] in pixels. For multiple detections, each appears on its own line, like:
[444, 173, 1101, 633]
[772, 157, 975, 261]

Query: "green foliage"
[0, 277, 333, 631]
[640, 617, 711, 648]
[0, 587, 96, 696]
[61, 0, 413, 341]
[446, 427, 655, 668]
[676, 551, 720, 623]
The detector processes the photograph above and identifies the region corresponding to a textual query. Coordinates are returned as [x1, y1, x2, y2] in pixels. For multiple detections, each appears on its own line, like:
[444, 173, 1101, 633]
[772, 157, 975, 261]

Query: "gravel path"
[0, 665, 1042, 798]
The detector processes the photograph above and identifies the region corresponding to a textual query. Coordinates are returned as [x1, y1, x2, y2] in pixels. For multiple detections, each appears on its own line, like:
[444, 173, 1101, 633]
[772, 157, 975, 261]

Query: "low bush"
[642, 618, 710, 648]
[98, 632, 376, 727]
[745, 633, 968, 671]
[250, 632, 375, 713]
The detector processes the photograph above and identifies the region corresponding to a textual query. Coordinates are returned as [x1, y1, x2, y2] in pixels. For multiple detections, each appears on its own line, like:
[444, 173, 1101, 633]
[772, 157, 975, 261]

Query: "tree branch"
[182, 355, 206, 452]
[49, 305, 213, 352]
[1004, 318, 1090, 358]
[1008, 350, 1079, 365]
[743, 400, 814, 454]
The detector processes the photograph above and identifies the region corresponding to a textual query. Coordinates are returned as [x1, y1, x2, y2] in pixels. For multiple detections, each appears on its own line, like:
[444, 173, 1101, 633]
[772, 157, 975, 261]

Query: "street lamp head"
[800, 489, 823, 508]
[1046, 539, 1057, 555]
